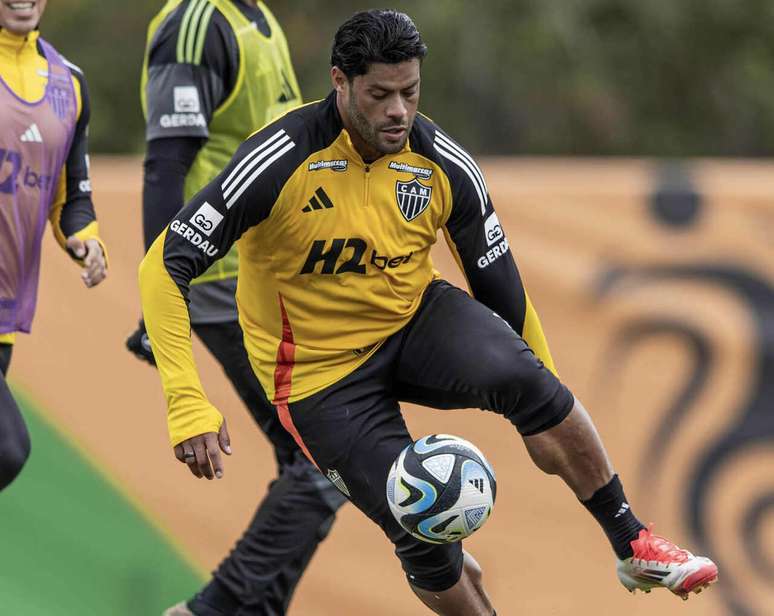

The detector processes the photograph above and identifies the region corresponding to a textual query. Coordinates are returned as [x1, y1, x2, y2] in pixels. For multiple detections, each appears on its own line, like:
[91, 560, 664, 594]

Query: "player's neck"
[0, 27, 39, 48]
[0, 28, 39, 60]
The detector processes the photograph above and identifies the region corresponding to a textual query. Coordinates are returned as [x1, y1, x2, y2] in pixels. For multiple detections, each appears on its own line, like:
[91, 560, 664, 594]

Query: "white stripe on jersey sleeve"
[434, 132, 489, 206]
[222, 129, 288, 196]
[225, 141, 296, 210]
[62, 58, 84, 75]
[434, 137, 487, 215]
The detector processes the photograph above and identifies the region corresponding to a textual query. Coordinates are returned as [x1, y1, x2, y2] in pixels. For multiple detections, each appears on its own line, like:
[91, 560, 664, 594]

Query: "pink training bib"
[0, 37, 77, 333]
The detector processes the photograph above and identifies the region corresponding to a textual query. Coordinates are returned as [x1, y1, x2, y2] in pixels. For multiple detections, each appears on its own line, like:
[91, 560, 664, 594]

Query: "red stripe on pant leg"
[272, 294, 317, 467]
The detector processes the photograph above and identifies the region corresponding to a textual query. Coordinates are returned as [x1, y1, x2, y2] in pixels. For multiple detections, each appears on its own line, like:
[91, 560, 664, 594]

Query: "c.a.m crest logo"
[395, 178, 432, 222]
[593, 165, 774, 616]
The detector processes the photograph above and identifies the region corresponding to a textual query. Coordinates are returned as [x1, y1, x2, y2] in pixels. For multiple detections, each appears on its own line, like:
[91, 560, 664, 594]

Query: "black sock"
[581, 474, 645, 560]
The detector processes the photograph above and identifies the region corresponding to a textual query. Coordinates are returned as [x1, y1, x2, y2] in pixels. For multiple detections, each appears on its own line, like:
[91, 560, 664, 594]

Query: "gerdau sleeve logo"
[173, 86, 201, 113]
[170, 205, 220, 257]
[188, 202, 223, 236]
[478, 212, 509, 269]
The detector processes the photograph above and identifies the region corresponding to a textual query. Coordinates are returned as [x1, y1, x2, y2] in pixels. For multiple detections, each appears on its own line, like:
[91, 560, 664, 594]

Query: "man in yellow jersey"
[126, 2, 346, 614]
[0, 0, 107, 490]
[140, 9, 718, 614]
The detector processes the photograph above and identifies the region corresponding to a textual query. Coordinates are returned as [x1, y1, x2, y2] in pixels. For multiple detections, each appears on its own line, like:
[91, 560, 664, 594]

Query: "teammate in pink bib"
[0, 0, 107, 490]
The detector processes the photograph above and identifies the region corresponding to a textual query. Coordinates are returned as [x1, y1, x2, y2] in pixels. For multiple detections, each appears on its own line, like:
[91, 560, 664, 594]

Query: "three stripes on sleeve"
[433, 131, 489, 216]
[221, 129, 296, 209]
[176, 0, 217, 65]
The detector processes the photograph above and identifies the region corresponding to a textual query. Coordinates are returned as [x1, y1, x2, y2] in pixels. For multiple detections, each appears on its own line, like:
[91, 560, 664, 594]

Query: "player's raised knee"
[480, 343, 548, 391]
[486, 348, 574, 436]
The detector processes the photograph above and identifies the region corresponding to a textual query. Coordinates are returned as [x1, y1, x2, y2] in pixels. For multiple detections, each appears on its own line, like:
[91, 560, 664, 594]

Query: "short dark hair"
[331, 9, 428, 79]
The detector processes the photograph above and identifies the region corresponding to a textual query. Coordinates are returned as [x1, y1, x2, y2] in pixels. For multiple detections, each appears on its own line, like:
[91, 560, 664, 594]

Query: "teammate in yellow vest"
[140, 9, 719, 614]
[0, 0, 107, 491]
[126, 2, 345, 614]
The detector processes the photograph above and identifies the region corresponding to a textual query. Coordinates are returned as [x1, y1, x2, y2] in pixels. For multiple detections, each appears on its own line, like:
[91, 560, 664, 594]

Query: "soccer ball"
[386, 434, 496, 544]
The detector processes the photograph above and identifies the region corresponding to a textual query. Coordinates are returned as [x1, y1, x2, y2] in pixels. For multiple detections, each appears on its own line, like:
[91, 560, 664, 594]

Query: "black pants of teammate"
[0, 343, 31, 491]
[188, 321, 348, 616]
[285, 280, 574, 591]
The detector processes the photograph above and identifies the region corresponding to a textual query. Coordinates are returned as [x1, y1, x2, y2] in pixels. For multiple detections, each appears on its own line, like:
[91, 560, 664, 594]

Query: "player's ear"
[331, 66, 348, 94]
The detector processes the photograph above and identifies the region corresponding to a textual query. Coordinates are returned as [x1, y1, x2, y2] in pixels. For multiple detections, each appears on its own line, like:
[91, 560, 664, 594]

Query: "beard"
[347, 96, 409, 157]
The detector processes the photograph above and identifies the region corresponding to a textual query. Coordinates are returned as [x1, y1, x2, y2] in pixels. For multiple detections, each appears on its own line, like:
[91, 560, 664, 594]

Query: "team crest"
[47, 82, 73, 121]
[395, 178, 432, 222]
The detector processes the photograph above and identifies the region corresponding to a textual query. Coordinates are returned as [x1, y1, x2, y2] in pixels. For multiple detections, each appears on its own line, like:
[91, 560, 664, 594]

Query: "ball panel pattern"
[386, 434, 496, 543]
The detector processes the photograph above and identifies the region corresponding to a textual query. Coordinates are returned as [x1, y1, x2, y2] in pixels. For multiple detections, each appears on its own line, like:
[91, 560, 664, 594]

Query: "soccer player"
[139, 9, 719, 614]
[0, 0, 107, 491]
[126, 1, 346, 614]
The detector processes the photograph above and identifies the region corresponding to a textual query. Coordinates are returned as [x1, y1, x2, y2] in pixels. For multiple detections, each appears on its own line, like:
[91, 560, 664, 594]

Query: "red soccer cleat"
[617, 526, 718, 600]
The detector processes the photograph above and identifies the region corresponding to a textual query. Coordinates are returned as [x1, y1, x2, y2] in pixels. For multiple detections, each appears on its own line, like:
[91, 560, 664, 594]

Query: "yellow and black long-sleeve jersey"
[140, 91, 556, 446]
[0, 28, 102, 345]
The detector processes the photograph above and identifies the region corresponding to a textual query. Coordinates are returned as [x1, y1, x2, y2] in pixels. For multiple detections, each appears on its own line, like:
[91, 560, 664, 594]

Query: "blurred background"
[40, 0, 774, 156]
[1, 1, 772, 615]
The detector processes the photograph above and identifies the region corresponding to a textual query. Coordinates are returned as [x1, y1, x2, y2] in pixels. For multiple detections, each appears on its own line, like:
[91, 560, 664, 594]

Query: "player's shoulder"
[242, 92, 344, 160]
[149, 0, 233, 66]
[46, 47, 89, 107]
[36, 39, 87, 86]
[35, 41, 89, 119]
[410, 112, 489, 206]
[227, 94, 344, 196]
[408, 111, 439, 156]
[409, 112, 477, 164]
[58, 54, 87, 89]
[58, 53, 83, 77]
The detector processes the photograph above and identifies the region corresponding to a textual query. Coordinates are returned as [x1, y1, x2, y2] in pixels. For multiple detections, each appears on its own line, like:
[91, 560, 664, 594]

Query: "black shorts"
[285, 280, 574, 591]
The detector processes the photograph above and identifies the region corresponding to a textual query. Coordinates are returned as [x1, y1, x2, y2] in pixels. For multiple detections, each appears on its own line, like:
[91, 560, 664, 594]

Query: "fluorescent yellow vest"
[141, 0, 302, 283]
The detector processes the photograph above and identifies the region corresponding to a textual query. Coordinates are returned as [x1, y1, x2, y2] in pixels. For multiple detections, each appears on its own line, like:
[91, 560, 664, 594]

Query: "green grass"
[0, 390, 203, 616]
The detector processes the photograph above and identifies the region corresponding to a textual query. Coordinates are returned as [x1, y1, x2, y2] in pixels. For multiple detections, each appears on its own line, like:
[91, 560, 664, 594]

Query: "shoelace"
[633, 528, 690, 564]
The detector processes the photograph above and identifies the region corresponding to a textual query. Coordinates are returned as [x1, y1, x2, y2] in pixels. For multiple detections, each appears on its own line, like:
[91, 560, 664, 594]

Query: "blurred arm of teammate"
[47, 64, 107, 288]
[138, 128, 280, 478]
[126, 137, 204, 366]
[441, 149, 558, 375]
[129, 10, 231, 365]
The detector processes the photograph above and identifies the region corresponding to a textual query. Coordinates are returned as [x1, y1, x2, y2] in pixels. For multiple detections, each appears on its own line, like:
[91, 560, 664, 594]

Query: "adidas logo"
[20, 123, 43, 143]
[302, 187, 334, 213]
[469, 478, 485, 493]
[614, 502, 630, 518]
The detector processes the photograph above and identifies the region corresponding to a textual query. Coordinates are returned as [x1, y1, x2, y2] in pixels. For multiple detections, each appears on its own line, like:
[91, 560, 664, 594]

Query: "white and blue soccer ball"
[386, 434, 496, 544]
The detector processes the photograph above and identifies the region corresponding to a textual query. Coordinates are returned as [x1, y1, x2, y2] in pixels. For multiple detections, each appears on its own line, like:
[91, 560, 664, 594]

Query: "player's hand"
[66, 236, 107, 288]
[173, 420, 232, 480]
[125, 319, 156, 366]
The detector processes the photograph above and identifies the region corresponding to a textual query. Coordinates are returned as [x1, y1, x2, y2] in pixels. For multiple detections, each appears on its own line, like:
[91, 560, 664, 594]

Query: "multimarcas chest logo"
[388, 161, 433, 180]
[308, 159, 348, 172]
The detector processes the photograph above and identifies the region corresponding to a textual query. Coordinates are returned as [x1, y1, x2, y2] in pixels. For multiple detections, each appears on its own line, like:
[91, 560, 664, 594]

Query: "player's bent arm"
[443, 220, 557, 374]
[139, 127, 286, 444]
[142, 9, 230, 249]
[439, 133, 557, 374]
[139, 230, 222, 446]
[48, 67, 108, 266]
[521, 292, 556, 374]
